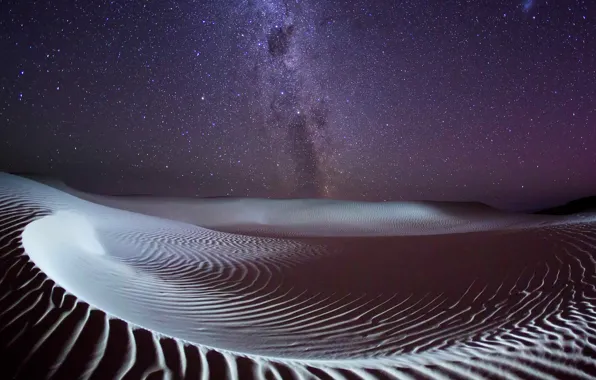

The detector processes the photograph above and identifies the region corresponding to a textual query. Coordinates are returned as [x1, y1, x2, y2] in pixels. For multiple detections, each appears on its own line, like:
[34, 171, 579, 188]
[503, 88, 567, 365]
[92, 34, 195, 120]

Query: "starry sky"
[1, 0, 595, 210]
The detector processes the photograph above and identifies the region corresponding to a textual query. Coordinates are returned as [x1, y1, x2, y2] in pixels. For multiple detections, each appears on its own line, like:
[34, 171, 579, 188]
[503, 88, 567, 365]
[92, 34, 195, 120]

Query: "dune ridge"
[22, 174, 577, 238]
[0, 172, 595, 379]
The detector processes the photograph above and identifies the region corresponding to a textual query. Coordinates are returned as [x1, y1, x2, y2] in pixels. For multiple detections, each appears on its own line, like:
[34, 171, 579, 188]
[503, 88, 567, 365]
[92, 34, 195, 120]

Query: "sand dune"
[0, 172, 595, 379]
[23, 175, 576, 237]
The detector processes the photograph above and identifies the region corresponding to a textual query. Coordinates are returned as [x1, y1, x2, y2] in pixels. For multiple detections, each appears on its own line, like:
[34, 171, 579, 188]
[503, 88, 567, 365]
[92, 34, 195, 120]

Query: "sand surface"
[1, 173, 595, 379]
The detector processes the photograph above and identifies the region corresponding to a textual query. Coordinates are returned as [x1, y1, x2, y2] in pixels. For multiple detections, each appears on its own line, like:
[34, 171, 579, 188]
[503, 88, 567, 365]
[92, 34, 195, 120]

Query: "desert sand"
[0, 172, 595, 379]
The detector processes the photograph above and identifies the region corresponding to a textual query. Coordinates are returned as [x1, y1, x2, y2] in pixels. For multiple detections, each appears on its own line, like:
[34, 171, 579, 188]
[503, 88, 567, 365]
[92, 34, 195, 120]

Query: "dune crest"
[1, 173, 595, 379]
[29, 174, 579, 238]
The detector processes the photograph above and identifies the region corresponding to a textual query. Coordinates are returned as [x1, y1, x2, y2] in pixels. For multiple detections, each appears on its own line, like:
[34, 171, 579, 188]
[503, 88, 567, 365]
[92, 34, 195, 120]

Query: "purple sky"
[1, 0, 595, 210]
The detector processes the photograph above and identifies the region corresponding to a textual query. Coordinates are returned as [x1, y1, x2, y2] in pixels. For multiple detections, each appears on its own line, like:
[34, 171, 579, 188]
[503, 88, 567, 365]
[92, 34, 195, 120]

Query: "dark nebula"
[288, 112, 320, 197]
[267, 25, 295, 57]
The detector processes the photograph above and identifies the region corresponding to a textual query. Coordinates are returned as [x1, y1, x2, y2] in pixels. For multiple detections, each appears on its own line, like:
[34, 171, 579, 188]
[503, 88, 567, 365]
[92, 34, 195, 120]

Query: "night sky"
[1, 0, 595, 210]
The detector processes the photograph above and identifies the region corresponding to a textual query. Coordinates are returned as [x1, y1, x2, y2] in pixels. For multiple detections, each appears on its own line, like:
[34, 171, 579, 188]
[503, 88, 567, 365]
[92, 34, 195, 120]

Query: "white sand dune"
[26, 175, 575, 237]
[0, 172, 595, 379]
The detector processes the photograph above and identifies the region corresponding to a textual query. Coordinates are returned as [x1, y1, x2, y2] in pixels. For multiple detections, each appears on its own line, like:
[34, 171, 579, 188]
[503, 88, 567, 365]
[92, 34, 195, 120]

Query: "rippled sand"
[1, 173, 595, 379]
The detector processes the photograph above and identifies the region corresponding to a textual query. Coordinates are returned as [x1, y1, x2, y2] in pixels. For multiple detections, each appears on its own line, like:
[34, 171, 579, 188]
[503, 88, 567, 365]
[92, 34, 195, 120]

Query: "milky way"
[1, 0, 595, 208]
[235, 0, 336, 197]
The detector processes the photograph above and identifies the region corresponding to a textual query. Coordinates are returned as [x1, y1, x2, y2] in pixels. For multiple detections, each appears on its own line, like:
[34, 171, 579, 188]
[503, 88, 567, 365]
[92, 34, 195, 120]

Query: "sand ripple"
[1, 173, 595, 379]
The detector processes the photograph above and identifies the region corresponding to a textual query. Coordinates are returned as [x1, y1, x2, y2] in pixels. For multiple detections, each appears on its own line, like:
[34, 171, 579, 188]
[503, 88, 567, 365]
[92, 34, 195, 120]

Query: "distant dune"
[0, 172, 595, 379]
[536, 196, 596, 215]
[13, 173, 570, 238]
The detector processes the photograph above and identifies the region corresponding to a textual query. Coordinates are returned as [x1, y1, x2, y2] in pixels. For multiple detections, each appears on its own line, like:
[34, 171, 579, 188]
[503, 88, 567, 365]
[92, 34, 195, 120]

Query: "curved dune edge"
[1, 172, 596, 379]
[25, 174, 587, 238]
